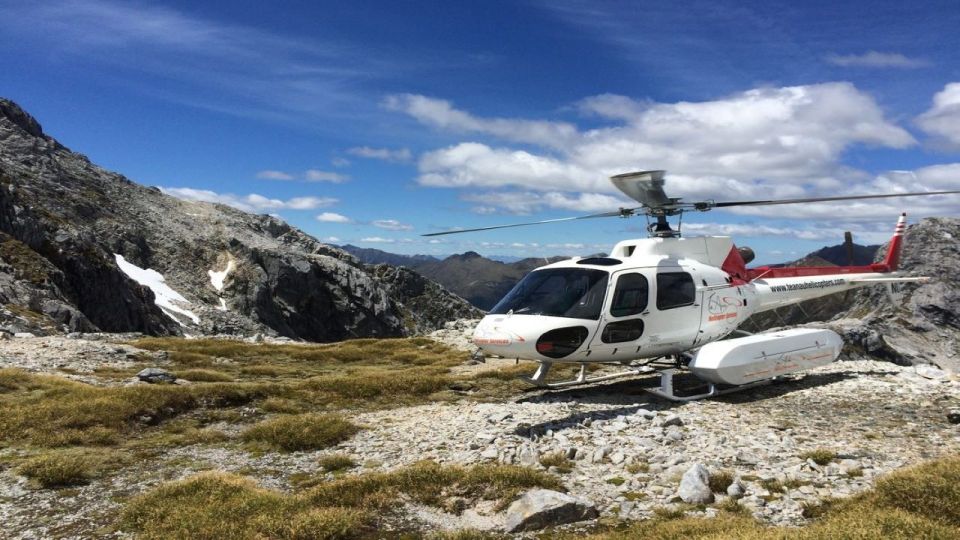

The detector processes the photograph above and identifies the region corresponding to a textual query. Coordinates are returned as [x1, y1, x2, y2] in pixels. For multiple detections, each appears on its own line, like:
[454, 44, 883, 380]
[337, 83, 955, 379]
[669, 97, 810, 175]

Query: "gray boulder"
[678, 463, 714, 504]
[727, 477, 745, 498]
[504, 489, 598, 532]
[137, 367, 176, 384]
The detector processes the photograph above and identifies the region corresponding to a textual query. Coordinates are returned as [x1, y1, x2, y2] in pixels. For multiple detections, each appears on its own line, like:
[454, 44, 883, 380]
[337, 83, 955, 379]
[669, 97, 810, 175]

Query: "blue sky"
[2, 0, 960, 263]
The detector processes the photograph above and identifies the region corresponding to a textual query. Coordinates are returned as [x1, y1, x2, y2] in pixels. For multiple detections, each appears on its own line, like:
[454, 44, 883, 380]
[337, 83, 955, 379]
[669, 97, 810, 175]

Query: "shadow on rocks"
[511, 369, 869, 438]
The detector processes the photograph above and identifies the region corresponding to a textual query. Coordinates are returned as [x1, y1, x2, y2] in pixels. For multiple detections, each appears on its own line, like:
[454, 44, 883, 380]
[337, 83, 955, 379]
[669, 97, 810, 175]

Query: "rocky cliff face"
[0, 98, 479, 339]
[829, 217, 960, 372]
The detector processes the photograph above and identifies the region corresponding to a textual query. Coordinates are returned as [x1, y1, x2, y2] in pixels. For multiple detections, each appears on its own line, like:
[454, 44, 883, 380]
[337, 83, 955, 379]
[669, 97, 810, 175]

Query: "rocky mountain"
[0, 98, 479, 340]
[830, 217, 960, 372]
[339, 244, 439, 268]
[810, 241, 879, 266]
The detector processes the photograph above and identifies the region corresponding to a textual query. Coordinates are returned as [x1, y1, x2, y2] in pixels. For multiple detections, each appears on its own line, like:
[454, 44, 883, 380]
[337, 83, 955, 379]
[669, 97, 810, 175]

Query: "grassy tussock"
[174, 369, 234, 382]
[540, 452, 574, 473]
[318, 454, 356, 473]
[0, 368, 270, 446]
[16, 448, 129, 488]
[869, 455, 960, 526]
[17, 453, 93, 488]
[242, 414, 360, 452]
[708, 470, 735, 494]
[303, 460, 563, 513]
[122, 461, 560, 539]
[121, 472, 369, 540]
[799, 448, 836, 466]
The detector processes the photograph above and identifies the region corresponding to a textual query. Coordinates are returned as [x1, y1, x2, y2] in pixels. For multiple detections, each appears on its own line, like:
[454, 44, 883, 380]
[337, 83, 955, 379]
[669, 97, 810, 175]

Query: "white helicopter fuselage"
[472, 234, 899, 365]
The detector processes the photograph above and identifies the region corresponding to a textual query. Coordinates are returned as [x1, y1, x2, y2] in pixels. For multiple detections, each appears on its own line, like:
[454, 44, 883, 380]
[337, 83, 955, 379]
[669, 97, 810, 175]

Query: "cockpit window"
[490, 268, 609, 320]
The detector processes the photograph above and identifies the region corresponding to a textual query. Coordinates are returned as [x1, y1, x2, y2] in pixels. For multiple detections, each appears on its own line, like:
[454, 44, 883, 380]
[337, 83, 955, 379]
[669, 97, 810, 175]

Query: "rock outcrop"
[828, 217, 960, 372]
[0, 98, 479, 339]
[504, 489, 598, 532]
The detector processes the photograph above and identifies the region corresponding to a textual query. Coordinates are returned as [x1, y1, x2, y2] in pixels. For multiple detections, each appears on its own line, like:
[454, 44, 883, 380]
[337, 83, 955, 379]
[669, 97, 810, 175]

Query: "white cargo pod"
[689, 328, 842, 385]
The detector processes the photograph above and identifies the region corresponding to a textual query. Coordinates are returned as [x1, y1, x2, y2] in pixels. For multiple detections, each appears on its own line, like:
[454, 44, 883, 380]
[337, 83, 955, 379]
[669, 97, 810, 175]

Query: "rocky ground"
[1, 331, 959, 538]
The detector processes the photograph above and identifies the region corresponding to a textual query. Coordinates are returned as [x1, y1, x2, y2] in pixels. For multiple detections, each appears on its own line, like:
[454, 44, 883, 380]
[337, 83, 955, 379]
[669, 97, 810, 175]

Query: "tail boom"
[748, 213, 923, 313]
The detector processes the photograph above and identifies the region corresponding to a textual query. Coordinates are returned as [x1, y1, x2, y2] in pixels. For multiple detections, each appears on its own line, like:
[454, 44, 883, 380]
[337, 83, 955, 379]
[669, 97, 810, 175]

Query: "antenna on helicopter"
[421, 170, 960, 237]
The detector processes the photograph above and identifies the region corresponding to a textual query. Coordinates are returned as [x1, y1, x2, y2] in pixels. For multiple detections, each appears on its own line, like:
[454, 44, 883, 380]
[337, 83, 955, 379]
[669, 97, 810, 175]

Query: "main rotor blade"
[610, 170, 672, 207]
[422, 209, 634, 237]
[709, 190, 960, 209]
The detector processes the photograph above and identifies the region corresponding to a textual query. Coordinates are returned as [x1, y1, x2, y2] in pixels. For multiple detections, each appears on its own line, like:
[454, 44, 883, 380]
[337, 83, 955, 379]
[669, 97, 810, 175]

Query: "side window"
[656, 272, 696, 310]
[610, 273, 648, 317]
[601, 319, 644, 343]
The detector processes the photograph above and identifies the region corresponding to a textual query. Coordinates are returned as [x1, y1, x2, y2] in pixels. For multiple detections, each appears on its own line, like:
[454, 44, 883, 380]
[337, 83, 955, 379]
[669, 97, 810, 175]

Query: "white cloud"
[385, 94, 579, 150]
[316, 212, 352, 223]
[323, 236, 340, 243]
[394, 84, 930, 223]
[304, 169, 349, 183]
[576, 93, 651, 121]
[347, 146, 412, 162]
[372, 219, 414, 231]
[162, 187, 337, 212]
[360, 236, 394, 243]
[825, 51, 929, 68]
[256, 170, 295, 180]
[256, 169, 349, 183]
[917, 83, 960, 147]
[331, 157, 351, 168]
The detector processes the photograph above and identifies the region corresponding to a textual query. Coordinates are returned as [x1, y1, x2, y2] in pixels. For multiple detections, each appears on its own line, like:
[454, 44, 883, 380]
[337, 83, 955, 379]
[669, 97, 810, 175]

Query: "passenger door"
[642, 269, 701, 353]
[586, 270, 650, 359]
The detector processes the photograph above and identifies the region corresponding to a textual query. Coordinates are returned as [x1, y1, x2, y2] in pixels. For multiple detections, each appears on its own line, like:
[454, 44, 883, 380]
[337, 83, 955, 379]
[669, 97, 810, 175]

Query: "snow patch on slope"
[114, 254, 200, 325]
[208, 258, 236, 292]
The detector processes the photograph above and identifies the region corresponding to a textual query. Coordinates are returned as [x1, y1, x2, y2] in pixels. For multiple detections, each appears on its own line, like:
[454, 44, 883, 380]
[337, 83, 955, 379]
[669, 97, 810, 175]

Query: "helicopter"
[423, 170, 960, 401]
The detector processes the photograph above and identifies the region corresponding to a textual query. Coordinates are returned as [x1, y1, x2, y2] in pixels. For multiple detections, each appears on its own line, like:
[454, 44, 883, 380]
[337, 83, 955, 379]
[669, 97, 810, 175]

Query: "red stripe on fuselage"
[746, 263, 888, 281]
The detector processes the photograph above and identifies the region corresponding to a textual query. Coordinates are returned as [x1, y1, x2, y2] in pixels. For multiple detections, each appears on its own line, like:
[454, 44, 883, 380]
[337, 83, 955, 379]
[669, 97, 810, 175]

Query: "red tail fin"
[882, 213, 907, 272]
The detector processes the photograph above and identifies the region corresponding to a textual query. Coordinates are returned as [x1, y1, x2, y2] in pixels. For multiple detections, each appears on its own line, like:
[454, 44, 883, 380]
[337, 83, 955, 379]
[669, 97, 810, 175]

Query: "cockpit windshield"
[490, 268, 609, 320]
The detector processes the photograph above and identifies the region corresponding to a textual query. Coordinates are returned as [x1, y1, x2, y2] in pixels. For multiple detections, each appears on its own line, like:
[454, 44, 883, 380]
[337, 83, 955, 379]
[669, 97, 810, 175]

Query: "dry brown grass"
[15, 448, 130, 488]
[318, 454, 356, 473]
[799, 448, 837, 466]
[174, 369, 234, 382]
[0, 368, 272, 446]
[708, 469, 735, 494]
[120, 472, 369, 540]
[0, 337, 521, 448]
[121, 461, 561, 539]
[540, 452, 574, 473]
[242, 414, 360, 452]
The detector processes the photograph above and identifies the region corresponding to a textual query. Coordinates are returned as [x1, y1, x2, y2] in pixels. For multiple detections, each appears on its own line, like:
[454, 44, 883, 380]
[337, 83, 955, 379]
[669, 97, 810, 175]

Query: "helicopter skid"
[520, 361, 655, 389]
[644, 368, 774, 402]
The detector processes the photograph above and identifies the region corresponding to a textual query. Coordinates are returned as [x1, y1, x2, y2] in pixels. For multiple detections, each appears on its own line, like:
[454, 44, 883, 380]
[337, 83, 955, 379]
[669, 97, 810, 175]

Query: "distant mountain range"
[340, 245, 565, 310]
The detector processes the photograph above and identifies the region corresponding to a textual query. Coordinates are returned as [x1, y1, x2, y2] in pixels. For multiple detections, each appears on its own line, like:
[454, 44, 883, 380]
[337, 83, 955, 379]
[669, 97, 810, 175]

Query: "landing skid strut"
[519, 361, 655, 389]
[519, 360, 777, 401]
[644, 368, 775, 402]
